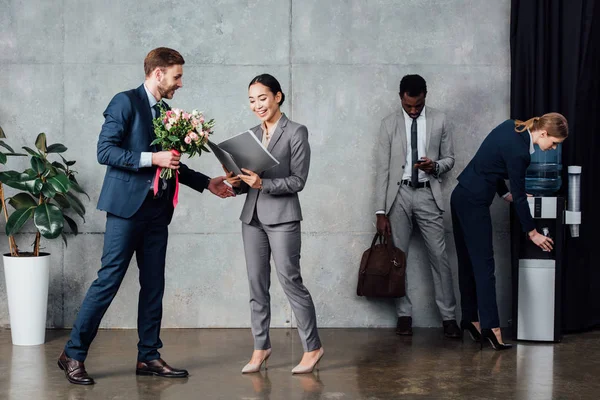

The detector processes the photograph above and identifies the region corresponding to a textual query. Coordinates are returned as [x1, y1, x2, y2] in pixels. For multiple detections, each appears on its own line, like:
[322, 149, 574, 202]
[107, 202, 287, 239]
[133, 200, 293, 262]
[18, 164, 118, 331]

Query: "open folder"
[208, 130, 279, 175]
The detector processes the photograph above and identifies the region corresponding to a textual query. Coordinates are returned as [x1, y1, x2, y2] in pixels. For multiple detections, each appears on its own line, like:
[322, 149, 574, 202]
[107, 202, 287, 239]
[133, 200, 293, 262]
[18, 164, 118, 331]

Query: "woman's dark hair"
[399, 74, 427, 98]
[249, 74, 286, 106]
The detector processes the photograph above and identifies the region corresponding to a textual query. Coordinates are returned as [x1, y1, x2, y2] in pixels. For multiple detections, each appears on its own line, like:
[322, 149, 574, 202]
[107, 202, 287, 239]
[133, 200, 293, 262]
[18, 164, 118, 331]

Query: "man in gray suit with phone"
[374, 74, 461, 338]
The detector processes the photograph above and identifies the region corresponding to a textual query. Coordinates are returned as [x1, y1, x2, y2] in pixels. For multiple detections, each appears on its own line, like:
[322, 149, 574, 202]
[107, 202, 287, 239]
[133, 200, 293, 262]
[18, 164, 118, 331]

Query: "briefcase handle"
[361, 233, 400, 275]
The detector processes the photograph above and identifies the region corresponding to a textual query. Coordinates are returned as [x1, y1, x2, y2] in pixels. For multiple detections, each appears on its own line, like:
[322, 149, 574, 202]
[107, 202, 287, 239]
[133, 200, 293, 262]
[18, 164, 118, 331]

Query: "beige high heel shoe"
[291, 347, 324, 374]
[241, 348, 272, 374]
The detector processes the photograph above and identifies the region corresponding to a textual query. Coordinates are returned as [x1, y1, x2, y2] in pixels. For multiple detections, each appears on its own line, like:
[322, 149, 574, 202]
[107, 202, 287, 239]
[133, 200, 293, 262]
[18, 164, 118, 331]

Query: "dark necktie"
[411, 118, 418, 186]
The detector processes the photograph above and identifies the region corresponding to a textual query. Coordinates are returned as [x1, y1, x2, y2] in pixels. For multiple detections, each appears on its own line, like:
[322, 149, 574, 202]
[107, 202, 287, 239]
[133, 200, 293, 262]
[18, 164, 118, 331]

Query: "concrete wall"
[0, 0, 513, 329]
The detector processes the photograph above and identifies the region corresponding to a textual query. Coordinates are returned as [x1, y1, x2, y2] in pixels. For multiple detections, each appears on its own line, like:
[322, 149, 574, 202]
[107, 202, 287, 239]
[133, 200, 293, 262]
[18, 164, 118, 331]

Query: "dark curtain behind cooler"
[510, 0, 600, 332]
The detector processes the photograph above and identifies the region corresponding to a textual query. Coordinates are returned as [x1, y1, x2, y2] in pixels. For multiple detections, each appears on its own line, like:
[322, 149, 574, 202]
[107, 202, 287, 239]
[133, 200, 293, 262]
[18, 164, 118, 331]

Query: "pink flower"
[183, 112, 190, 120]
[200, 116, 205, 123]
[189, 132, 198, 141]
[165, 123, 172, 130]
[184, 136, 192, 144]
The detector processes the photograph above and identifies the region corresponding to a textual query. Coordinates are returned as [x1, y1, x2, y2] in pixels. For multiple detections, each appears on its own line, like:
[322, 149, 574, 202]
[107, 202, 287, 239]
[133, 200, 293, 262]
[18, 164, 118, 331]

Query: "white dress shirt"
[261, 114, 283, 148]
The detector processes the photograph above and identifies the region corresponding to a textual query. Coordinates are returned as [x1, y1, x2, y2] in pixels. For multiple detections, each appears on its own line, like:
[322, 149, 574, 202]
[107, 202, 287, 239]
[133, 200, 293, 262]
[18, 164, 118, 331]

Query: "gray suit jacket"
[238, 114, 310, 225]
[375, 106, 454, 213]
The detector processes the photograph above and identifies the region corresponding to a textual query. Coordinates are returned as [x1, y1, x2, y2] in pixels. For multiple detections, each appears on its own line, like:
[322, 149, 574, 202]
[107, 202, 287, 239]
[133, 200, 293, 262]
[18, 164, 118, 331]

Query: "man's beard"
[158, 83, 177, 99]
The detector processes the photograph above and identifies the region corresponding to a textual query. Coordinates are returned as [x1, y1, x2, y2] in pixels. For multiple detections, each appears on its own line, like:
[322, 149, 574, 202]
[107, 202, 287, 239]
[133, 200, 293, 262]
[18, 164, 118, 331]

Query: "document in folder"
[208, 130, 279, 175]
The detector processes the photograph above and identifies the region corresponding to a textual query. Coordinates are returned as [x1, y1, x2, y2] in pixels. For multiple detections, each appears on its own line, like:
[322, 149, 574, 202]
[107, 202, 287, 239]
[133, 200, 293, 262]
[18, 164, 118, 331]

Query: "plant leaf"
[53, 193, 71, 209]
[35, 133, 47, 152]
[0, 141, 15, 153]
[47, 143, 68, 153]
[47, 174, 72, 193]
[0, 152, 6, 165]
[41, 182, 57, 198]
[25, 178, 43, 196]
[34, 203, 64, 239]
[63, 214, 78, 235]
[6, 206, 36, 236]
[31, 156, 46, 174]
[68, 178, 89, 200]
[0, 125, 5, 138]
[65, 192, 86, 221]
[52, 161, 66, 171]
[8, 193, 38, 210]
[60, 232, 68, 247]
[168, 135, 179, 143]
[22, 146, 40, 157]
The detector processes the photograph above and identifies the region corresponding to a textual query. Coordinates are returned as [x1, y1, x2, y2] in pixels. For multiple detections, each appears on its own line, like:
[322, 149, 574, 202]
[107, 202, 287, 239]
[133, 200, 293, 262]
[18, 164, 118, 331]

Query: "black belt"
[401, 180, 430, 189]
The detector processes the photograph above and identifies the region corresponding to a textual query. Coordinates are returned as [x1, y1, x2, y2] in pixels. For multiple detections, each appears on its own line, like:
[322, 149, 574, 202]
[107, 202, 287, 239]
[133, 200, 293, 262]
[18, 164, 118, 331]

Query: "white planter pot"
[2, 253, 50, 346]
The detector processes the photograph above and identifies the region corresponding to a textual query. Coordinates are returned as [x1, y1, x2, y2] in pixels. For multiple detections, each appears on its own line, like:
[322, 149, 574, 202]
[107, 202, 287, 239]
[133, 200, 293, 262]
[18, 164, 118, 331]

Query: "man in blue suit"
[58, 47, 234, 385]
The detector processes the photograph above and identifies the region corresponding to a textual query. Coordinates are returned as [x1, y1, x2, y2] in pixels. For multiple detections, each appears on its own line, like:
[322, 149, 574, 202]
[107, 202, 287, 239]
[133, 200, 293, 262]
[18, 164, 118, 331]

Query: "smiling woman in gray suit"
[225, 74, 324, 374]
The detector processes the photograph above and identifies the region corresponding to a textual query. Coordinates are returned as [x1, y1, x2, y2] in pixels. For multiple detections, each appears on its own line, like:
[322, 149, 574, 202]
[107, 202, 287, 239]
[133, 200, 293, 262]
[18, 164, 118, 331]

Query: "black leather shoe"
[443, 320, 462, 339]
[57, 351, 95, 385]
[136, 358, 189, 378]
[396, 316, 413, 336]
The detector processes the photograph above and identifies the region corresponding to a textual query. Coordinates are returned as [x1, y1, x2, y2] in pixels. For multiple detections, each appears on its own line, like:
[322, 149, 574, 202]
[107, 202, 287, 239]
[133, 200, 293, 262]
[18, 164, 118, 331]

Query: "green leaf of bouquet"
[66, 160, 76, 166]
[6, 206, 36, 236]
[0, 141, 15, 153]
[34, 203, 64, 239]
[47, 174, 72, 193]
[47, 143, 68, 153]
[8, 193, 38, 210]
[0, 152, 7, 165]
[35, 133, 47, 152]
[31, 156, 46, 174]
[168, 135, 179, 143]
[63, 214, 78, 235]
[65, 192, 86, 221]
[150, 138, 162, 146]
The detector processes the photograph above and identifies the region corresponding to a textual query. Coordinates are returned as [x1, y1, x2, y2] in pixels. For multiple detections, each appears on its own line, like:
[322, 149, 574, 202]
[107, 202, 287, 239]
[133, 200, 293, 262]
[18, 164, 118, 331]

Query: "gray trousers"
[242, 219, 321, 352]
[389, 185, 457, 321]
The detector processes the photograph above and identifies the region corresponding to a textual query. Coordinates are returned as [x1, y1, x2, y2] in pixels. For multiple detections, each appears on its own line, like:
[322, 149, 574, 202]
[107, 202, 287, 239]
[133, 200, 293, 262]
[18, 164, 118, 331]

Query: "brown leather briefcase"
[357, 233, 406, 298]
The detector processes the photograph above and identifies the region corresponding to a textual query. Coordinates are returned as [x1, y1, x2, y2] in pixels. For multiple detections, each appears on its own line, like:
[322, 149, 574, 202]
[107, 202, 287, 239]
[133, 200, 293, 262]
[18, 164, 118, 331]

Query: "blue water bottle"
[525, 143, 562, 195]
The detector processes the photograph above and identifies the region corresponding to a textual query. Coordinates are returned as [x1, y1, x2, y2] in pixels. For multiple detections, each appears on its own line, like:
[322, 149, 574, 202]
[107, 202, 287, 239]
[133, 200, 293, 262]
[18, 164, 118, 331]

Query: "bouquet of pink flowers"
[152, 106, 215, 179]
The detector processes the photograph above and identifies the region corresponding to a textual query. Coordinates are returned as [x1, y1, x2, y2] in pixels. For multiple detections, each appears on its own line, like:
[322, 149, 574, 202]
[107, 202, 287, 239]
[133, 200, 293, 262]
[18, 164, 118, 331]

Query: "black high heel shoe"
[460, 321, 481, 342]
[480, 329, 513, 351]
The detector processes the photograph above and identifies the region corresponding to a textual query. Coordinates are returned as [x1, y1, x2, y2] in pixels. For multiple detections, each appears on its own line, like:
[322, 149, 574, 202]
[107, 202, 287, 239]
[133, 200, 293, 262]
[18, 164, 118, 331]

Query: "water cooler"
[511, 142, 582, 342]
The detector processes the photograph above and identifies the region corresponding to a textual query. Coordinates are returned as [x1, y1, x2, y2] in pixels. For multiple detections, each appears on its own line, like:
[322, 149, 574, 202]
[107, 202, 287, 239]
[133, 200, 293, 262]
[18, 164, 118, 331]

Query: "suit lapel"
[425, 109, 432, 153]
[267, 113, 288, 152]
[396, 111, 407, 158]
[135, 85, 157, 150]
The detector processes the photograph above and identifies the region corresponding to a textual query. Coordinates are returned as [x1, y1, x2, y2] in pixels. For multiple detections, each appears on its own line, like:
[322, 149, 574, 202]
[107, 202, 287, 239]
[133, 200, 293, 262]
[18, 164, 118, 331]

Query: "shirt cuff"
[140, 152, 153, 168]
[375, 210, 386, 215]
[502, 192, 511, 199]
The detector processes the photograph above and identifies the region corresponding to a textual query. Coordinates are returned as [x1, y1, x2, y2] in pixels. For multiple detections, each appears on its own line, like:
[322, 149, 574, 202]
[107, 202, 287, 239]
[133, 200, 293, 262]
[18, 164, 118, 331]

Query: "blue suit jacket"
[97, 84, 211, 218]
[457, 119, 535, 232]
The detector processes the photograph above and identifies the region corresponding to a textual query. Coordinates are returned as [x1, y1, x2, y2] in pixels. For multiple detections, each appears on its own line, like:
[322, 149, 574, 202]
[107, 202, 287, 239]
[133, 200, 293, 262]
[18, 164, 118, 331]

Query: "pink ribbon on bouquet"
[153, 149, 180, 209]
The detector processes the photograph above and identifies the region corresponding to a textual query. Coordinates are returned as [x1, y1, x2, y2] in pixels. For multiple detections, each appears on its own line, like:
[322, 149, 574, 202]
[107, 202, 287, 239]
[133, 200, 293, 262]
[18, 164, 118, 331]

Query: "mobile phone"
[415, 159, 426, 164]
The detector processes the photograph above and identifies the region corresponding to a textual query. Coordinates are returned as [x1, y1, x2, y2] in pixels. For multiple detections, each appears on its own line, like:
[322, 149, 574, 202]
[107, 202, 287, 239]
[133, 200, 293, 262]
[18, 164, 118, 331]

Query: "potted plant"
[0, 130, 87, 346]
